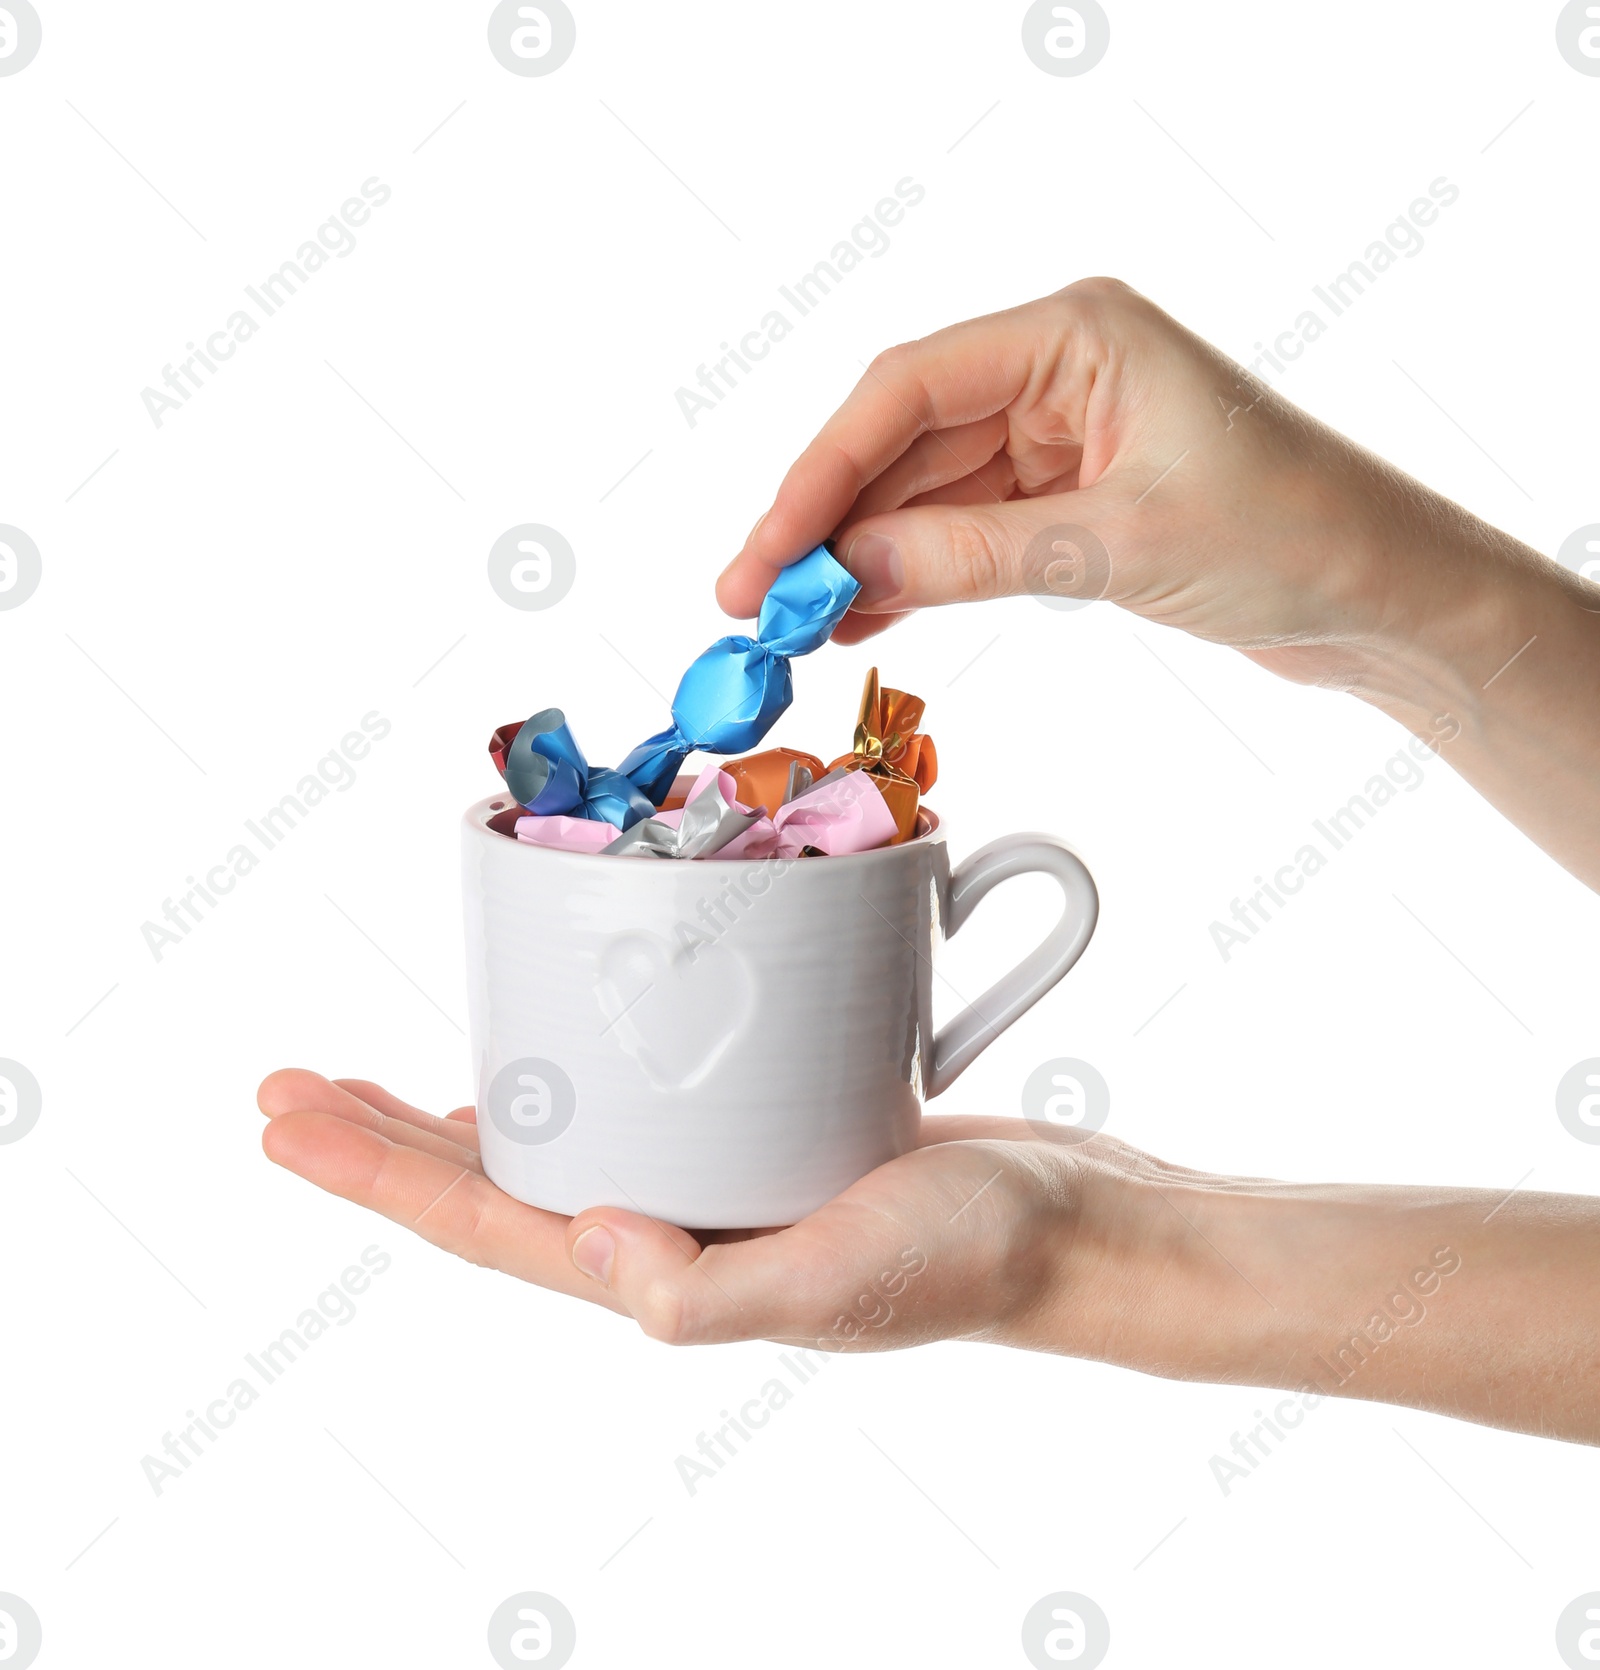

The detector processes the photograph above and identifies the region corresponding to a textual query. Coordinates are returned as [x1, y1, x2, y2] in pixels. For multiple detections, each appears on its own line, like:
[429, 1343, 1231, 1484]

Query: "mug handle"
[927, 833, 1099, 1098]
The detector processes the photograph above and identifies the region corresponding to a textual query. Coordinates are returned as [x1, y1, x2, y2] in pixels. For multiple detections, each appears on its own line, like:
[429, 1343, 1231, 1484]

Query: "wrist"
[1345, 499, 1600, 882]
[1042, 1156, 1480, 1403]
[1024, 1147, 1390, 1386]
[1340, 493, 1595, 741]
[1011, 1144, 1274, 1372]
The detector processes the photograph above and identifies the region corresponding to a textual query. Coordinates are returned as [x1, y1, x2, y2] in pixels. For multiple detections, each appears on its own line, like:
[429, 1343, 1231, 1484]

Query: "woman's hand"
[256, 1069, 1096, 1351]
[719, 278, 1456, 680]
[718, 280, 1600, 887]
[259, 1069, 1600, 1443]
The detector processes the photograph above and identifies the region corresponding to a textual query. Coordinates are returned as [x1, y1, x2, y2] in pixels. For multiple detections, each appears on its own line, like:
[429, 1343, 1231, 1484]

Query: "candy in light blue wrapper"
[618, 545, 859, 803]
[492, 708, 656, 829]
[489, 544, 858, 826]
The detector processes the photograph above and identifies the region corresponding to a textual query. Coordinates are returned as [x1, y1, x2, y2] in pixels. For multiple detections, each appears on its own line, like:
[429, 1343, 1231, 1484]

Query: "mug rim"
[463, 794, 943, 865]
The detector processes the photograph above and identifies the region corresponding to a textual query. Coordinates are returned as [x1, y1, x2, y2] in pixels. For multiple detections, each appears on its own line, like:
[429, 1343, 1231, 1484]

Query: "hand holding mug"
[257, 1069, 1600, 1446]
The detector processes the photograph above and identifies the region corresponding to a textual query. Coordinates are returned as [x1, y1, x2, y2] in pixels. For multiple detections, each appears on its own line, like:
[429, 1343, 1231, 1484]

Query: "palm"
[258, 1071, 1075, 1350]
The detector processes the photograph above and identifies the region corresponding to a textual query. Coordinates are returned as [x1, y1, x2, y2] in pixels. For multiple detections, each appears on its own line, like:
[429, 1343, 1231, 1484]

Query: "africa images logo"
[0, 1060, 43, 1145]
[0, 2, 43, 76]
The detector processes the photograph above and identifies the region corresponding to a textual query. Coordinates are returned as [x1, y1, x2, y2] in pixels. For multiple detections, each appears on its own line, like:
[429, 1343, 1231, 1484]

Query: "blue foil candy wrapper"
[493, 708, 657, 829]
[617, 545, 859, 802]
[490, 544, 858, 828]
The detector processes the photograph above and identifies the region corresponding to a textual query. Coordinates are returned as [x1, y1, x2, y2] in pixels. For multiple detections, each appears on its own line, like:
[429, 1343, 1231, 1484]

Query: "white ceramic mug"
[461, 793, 1099, 1227]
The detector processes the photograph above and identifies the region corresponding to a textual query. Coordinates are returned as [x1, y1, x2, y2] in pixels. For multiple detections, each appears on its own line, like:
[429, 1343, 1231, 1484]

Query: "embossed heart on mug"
[596, 930, 752, 1089]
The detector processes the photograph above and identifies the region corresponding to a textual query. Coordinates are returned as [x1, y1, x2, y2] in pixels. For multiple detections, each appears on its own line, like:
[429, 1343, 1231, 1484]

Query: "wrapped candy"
[617, 546, 858, 802]
[514, 813, 622, 853]
[761, 768, 898, 857]
[490, 546, 858, 829]
[602, 766, 764, 859]
[720, 746, 826, 813]
[598, 762, 899, 860]
[491, 709, 655, 829]
[824, 667, 938, 843]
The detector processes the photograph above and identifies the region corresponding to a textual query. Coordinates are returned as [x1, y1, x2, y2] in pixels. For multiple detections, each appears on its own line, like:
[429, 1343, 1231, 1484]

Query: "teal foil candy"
[618, 544, 858, 803]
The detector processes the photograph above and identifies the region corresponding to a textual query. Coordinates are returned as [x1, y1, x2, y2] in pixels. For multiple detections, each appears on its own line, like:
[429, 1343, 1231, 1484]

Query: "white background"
[3, 2, 1598, 1665]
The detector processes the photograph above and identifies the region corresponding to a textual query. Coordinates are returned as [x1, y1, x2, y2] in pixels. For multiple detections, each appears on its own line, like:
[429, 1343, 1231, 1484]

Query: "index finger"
[714, 302, 1051, 617]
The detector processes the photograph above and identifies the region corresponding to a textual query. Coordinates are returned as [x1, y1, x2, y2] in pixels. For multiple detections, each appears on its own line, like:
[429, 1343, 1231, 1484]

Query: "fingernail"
[844, 532, 903, 606]
[746, 510, 768, 545]
[571, 1226, 615, 1286]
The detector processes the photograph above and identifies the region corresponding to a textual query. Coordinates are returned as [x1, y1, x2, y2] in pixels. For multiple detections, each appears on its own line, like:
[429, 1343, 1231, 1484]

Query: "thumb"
[838, 490, 1119, 614]
[565, 1208, 806, 1346]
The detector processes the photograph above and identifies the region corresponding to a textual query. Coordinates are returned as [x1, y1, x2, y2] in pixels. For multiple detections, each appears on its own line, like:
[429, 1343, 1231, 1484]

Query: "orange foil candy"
[721, 746, 826, 812]
[826, 667, 938, 843]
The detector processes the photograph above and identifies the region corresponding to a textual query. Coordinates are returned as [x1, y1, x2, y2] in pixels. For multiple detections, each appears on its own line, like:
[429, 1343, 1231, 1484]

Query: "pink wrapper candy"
[771, 770, 899, 856]
[715, 820, 778, 860]
[514, 814, 621, 853]
[719, 770, 899, 859]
